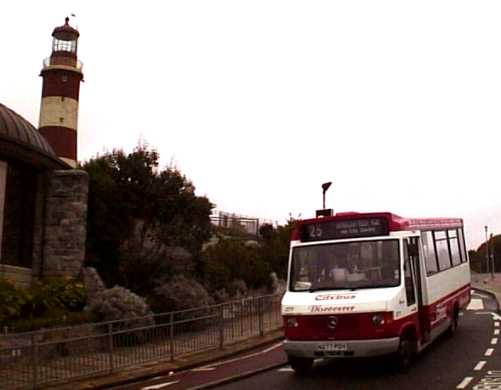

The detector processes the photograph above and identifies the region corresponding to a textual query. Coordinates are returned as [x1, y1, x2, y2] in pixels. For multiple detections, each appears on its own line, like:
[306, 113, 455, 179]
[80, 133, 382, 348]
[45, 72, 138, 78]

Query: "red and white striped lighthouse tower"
[39, 17, 83, 168]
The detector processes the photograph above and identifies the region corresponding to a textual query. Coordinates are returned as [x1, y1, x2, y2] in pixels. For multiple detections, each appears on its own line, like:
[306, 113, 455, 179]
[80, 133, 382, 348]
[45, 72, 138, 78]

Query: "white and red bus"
[281, 211, 471, 373]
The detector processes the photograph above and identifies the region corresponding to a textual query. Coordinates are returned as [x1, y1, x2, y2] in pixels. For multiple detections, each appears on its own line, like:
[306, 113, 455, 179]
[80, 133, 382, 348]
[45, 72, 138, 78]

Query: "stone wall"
[0, 264, 32, 288]
[42, 169, 88, 278]
[31, 173, 48, 278]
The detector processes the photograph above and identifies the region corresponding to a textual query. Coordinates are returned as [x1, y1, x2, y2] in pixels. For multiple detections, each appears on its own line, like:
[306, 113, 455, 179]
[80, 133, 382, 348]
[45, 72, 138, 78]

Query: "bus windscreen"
[290, 239, 400, 291]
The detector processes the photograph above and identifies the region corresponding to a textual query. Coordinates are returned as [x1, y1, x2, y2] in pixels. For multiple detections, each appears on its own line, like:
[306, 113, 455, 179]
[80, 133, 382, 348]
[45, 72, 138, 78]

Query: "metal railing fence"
[0, 294, 283, 389]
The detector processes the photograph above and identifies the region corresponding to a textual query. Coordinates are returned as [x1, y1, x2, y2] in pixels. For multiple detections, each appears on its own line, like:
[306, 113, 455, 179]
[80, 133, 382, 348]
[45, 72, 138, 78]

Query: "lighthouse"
[39, 17, 83, 168]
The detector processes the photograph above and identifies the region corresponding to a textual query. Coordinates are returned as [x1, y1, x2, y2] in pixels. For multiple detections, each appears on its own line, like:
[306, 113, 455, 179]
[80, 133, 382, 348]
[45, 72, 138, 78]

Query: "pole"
[31, 334, 39, 389]
[485, 226, 490, 275]
[107, 323, 114, 372]
[490, 233, 495, 280]
[321, 182, 332, 210]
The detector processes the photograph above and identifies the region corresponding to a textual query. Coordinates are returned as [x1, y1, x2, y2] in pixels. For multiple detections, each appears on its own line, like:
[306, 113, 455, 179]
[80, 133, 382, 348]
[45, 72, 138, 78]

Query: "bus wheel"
[447, 308, 459, 337]
[394, 337, 416, 370]
[288, 356, 313, 375]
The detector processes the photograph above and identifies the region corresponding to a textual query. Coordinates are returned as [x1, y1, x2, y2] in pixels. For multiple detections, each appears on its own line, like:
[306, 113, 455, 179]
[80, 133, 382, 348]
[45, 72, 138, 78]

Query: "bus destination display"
[301, 217, 389, 242]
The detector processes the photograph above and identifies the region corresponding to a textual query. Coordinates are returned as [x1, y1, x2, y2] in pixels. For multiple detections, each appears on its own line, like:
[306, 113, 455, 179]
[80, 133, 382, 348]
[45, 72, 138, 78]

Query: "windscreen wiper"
[308, 287, 343, 292]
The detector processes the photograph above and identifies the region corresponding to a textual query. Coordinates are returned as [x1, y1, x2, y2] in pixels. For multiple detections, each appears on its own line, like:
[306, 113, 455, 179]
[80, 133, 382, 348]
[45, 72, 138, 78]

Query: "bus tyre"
[394, 337, 416, 371]
[447, 308, 459, 337]
[289, 356, 313, 375]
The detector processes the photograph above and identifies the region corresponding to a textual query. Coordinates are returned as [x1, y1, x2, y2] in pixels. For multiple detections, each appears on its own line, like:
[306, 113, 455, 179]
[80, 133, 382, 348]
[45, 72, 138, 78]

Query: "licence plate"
[320, 343, 348, 352]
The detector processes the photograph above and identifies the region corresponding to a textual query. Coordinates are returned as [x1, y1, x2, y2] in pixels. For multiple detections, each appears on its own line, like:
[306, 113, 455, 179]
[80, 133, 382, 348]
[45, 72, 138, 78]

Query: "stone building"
[0, 18, 88, 287]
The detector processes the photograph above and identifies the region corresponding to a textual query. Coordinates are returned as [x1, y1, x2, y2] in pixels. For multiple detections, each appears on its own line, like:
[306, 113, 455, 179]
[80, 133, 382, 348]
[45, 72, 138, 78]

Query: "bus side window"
[422, 231, 438, 275]
[403, 241, 416, 306]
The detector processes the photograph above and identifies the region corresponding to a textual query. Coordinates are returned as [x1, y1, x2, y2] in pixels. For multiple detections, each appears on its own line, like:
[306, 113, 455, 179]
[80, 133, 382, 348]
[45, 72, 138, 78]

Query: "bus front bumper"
[283, 337, 400, 359]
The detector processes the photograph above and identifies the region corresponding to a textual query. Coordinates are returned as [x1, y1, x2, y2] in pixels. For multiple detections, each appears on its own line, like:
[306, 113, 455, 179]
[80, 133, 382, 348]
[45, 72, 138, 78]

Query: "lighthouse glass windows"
[0, 162, 37, 268]
[53, 38, 77, 53]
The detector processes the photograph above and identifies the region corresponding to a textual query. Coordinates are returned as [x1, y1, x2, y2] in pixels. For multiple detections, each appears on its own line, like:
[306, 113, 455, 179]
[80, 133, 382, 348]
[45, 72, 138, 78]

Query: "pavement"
[471, 272, 501, 311]
[42, 329, 285, 390]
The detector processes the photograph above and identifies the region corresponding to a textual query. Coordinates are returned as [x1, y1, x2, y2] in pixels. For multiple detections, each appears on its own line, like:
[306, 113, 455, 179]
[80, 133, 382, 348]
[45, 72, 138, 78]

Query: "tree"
[470, 235, 501, 274]
[83, 143, 213, 290]
[258, 219, 295, 279]
[201, 239, 271, 291]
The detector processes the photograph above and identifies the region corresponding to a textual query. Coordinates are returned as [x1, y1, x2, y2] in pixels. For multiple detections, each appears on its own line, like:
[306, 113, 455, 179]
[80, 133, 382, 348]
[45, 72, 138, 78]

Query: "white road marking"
[475, 371, 501, 389]
[474, 361, 487, 371]
[495, 329, 500, 336]
[191, 367, 216, 372]
[490, 312, 501, 322]
[278, 367, 294, 372]
[141, 381, 180, 390]
[467, 299, 484, 310]
[198, 342, 283, 369]
[485, 348, 495, 356]
[492, 338, 499, 345]
[262, 343, 284, 354]
[457, 377, 473, 389]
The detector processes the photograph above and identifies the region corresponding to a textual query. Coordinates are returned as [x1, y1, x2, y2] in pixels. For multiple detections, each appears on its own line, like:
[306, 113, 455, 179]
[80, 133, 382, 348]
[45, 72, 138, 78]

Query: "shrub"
[212, 288, 230, 303]
[228, 279, 248, 297]
[0, 279, 29, 324]
[7, 311, 93, 333]
[151, 275, 214, 313]
[26, 277, 87, 317]
[85, 286, 154, 331]
[0, 278, 89, 332]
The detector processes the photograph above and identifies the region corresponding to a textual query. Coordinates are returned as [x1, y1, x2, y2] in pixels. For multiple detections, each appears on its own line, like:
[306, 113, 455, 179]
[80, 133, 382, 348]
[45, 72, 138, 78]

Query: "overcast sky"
[2, 1, 501, 249]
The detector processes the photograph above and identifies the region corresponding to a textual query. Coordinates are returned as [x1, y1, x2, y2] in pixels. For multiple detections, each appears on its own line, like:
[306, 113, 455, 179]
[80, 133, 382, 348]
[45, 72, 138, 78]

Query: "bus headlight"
[286, 317, 299, 328]
[371, 314, 385, 327]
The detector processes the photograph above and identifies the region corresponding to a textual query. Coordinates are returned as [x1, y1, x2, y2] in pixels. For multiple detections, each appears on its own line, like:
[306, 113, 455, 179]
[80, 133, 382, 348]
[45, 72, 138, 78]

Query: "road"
[117, 289, 501, 390]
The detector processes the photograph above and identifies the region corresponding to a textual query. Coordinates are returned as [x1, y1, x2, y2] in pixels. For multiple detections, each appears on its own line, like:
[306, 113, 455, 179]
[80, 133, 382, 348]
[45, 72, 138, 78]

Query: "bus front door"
[404, 238, 426, 338]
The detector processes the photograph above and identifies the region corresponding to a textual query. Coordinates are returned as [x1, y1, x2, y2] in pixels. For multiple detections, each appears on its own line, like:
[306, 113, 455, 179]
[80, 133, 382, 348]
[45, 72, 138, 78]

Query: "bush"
[7, 311, 93, 333]
[26, 277, 87, 317]
[228, 279, 248, 297]
[150, 275, 214, 313]
[85, 286, 154, 330]
[212, 288, 230, 303]
[0, 277, 89, 332]
[0, 279, 29, 324]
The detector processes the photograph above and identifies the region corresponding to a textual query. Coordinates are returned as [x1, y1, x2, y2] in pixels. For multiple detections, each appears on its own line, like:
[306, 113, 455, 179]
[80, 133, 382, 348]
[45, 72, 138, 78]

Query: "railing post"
[219, 305, 224, 350]
[107, 323, 114, 372]
[240, 299, 244, 336]
[259, 297, 264, 337]
[31, 333, 39, 390]
[169, 312, 175, 361]
[230, 303, 235, 342]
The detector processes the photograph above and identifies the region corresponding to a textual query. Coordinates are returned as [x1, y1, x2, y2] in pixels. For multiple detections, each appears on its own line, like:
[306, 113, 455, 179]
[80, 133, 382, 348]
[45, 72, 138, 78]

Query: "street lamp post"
[321, 182, 332, 210]
[485, 226, 490, 275]
[490, 233, 495, 280]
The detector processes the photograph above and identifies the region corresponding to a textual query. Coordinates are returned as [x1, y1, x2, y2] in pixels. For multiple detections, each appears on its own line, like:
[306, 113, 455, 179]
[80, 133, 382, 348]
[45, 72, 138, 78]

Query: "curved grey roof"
[0, 103, 68, 169]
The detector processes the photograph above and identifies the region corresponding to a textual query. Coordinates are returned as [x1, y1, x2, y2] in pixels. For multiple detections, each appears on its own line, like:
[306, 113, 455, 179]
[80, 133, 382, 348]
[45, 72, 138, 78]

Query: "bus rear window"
[290, 239, 400, 292]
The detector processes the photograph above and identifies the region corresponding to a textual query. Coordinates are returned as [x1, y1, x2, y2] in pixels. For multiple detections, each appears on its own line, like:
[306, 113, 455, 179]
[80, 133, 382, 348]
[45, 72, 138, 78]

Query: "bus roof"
[292, 212, 464, 242]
